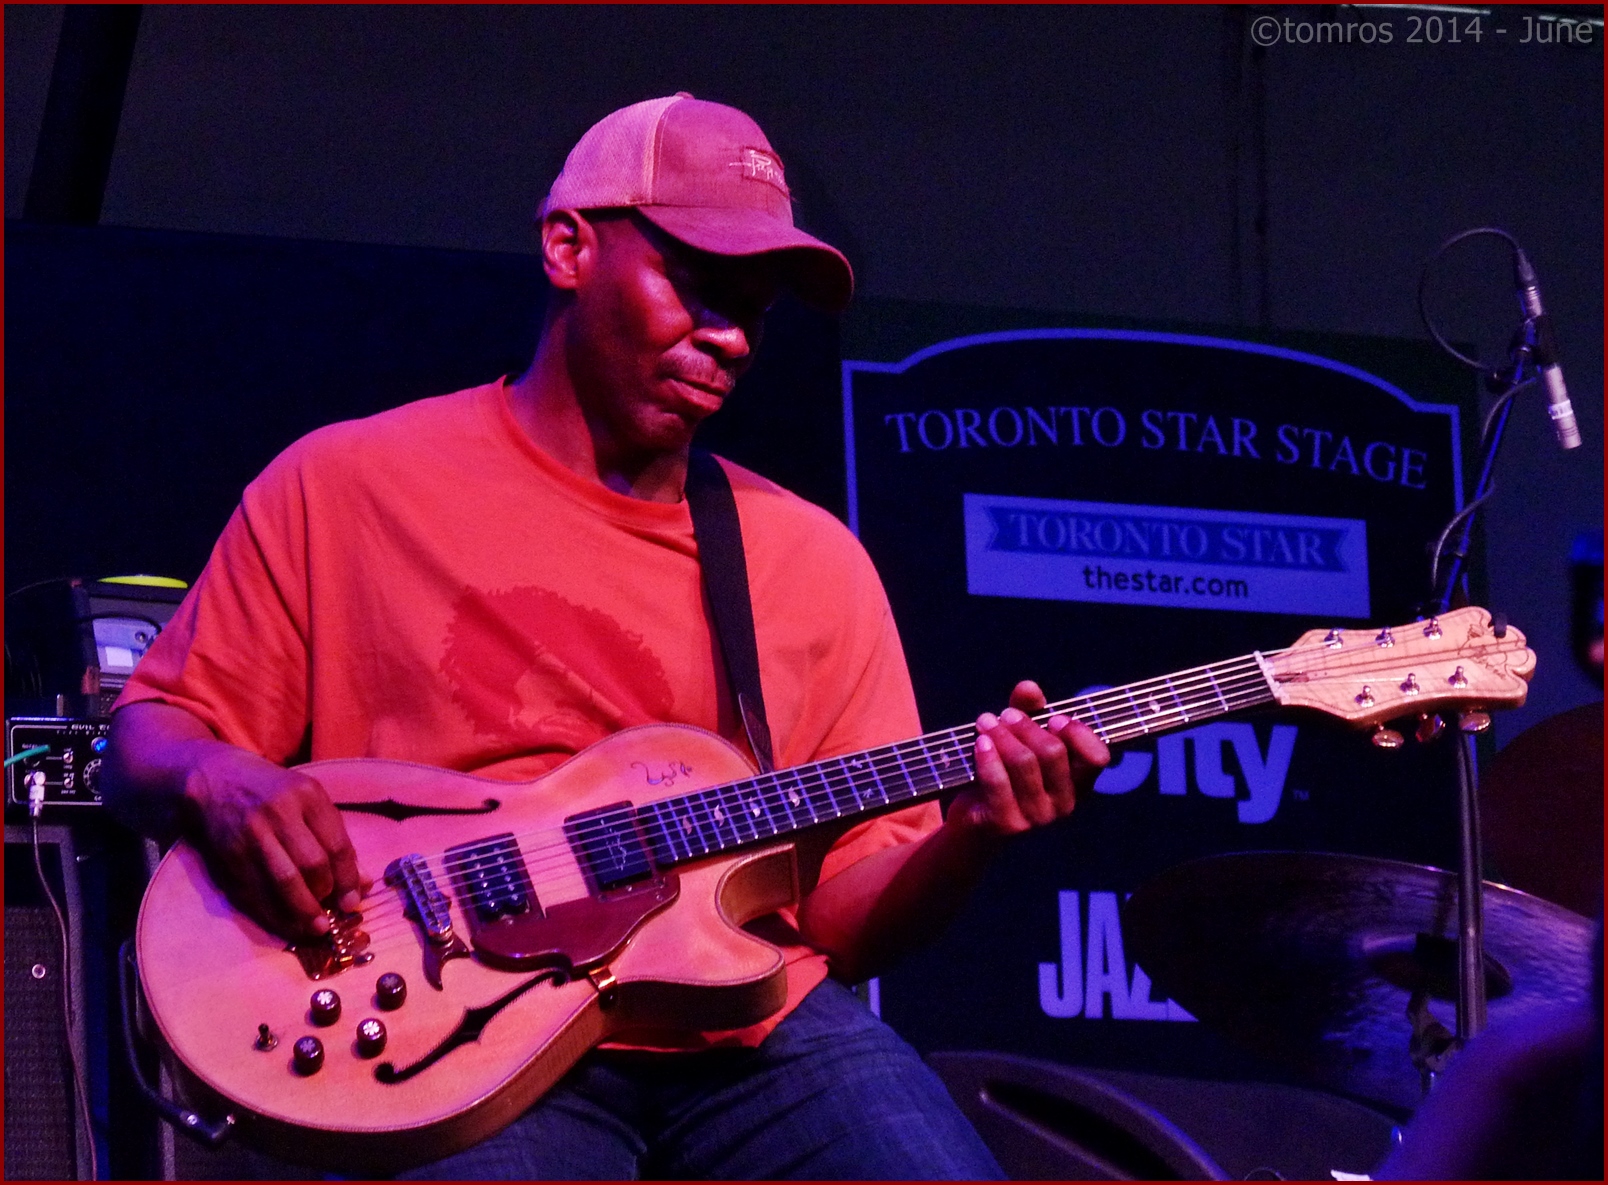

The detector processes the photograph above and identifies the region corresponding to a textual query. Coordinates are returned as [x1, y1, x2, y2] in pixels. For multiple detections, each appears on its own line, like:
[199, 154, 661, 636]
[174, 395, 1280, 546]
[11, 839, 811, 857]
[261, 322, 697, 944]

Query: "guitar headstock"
[1265, 606, 1535, 731]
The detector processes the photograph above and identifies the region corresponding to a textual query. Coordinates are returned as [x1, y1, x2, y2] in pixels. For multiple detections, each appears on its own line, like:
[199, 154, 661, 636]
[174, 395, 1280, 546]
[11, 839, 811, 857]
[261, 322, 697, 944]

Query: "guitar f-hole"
[374, 968, 567, 1085]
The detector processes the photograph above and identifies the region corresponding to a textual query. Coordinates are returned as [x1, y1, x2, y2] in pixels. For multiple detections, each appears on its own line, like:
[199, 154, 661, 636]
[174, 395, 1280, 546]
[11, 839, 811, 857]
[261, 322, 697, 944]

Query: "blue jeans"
[398, 978, 1003, 1180]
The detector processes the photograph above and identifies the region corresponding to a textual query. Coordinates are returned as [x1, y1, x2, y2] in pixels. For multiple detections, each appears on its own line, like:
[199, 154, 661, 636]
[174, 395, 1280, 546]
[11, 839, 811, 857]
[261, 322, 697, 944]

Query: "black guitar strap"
[685, 449, 776, 773]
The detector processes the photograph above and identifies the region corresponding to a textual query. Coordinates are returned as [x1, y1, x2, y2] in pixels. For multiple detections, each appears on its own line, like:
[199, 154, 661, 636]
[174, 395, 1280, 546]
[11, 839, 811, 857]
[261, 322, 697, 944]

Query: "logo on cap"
[729, 148, 788, 196]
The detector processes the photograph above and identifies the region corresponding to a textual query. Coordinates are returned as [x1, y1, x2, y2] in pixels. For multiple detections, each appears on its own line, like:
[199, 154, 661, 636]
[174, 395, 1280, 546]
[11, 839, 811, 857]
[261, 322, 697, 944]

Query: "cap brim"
[635, 205, 854, 314]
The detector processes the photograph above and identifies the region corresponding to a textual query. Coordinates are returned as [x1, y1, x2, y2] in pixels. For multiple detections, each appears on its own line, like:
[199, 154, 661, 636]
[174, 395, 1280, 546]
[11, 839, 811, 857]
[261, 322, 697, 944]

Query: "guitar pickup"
[563, 802, 656, 894]
[384, 854, 471, 990]
[444, 833, 540, 925]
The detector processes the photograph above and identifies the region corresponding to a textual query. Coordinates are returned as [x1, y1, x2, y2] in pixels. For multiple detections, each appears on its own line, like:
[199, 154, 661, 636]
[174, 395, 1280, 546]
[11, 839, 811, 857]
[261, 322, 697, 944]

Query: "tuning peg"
[1371, 724, 1406, 749]
[1457, 710, 1491, 734]
[1490, 613, 1508, 639]
[1415, 713, 1445, 743]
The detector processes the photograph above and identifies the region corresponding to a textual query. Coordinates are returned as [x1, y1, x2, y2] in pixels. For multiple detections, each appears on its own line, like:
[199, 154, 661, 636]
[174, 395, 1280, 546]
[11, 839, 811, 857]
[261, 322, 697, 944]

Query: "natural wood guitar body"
[138, 725, 796, 1174]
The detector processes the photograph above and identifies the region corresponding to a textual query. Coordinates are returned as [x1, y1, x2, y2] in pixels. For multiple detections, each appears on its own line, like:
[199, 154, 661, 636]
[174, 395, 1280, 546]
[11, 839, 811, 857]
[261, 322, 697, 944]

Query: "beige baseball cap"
[539, 93, 853, 312]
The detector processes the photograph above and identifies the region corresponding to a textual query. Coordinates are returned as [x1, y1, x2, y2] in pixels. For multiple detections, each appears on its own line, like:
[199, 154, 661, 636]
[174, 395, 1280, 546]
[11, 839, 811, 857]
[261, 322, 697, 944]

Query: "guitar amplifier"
[4, 824, 94, 1181]
[7, 717, 113, 812]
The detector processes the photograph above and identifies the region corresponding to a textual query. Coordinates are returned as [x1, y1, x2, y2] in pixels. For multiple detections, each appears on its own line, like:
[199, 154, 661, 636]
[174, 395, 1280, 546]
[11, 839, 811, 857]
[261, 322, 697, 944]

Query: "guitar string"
[633, 670, 1284, 862]
[353, 619, 1499, 893]
[371, 635, 1490, 901]
[211, 628, 1502, 955]
[457, 629, 1511, 883]
[345, 676, 1282, 942]
[421, 626, 1513, 884]
[415, 659, 1276, 880]
[344, 634, 1514, 927]
[344, 667, 1280, 936]
[349, 666, 1282, 929]
[355, 629, 1508, 924]
[348, 687, 1294, 945]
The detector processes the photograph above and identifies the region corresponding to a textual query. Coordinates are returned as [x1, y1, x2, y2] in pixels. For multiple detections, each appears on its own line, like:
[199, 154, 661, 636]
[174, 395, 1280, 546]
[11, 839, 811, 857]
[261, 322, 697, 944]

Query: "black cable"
[1429, 485, 1497, 599]
[1417, 227, 1540, 608]
[4, 576, 77, 601]
[1478, 377, 1533, 447]
[1417, 226, 1522, 373]
[30, 819, 99, 1181]
[116, 941, 236, 1149]
[1426, 376, 1535, 596]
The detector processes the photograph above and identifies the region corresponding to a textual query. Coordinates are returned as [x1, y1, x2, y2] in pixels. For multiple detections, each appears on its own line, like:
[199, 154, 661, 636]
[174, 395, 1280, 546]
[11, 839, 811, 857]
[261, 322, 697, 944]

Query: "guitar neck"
[636, 652, 1279, 868]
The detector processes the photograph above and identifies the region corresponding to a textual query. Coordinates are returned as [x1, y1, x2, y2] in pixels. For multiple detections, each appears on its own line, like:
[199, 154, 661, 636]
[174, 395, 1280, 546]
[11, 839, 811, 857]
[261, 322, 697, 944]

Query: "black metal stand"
[1451, 733, 1486, 1039]
[1427, 356, 1525, 1049]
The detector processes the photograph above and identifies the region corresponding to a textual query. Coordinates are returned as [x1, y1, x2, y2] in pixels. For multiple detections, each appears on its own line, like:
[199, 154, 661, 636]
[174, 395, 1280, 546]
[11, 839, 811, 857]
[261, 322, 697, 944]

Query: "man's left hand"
[795, 679, 1108, 981]
[945, 680, 1109, 839]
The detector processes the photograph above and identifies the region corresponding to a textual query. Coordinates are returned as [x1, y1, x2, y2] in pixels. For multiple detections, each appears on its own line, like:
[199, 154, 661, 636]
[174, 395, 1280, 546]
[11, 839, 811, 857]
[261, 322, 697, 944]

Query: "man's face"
[564, 212, 781, 458]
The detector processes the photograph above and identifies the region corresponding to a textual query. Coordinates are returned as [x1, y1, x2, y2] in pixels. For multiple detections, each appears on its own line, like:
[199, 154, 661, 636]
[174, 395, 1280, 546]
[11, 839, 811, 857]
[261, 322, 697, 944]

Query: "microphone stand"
[1428, 349, 1528, 1048]
[1416, 226, 1559, 1067]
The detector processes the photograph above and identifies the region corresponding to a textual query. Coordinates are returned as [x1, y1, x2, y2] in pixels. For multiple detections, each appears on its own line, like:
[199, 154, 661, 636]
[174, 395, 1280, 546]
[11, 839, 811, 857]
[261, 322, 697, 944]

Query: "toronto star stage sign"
[842, 326, 1467, 1078]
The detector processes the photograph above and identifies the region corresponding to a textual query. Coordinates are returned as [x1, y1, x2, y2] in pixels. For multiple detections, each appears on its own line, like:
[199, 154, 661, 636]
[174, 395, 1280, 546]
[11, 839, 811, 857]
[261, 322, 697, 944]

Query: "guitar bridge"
[286, 909, 372, 980]
[385, 854, 471, 989]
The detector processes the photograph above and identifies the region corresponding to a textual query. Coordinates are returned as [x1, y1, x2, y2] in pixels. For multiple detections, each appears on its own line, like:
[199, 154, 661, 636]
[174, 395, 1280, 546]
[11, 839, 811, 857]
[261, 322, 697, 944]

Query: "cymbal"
[1124, 851, 1598, 1112]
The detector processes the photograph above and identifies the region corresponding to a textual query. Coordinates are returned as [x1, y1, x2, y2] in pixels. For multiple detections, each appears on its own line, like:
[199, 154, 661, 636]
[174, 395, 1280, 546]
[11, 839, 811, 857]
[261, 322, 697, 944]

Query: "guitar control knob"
[355, 1017, 387, 1058]
[310, 988, 341, 1026]
[376, 972, 407, 1011]
[292, 1035, 325, 1076]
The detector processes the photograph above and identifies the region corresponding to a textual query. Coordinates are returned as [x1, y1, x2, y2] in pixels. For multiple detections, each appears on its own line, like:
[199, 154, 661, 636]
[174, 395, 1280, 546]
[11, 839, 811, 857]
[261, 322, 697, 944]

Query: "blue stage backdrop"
[843, 302, 1480, 1094]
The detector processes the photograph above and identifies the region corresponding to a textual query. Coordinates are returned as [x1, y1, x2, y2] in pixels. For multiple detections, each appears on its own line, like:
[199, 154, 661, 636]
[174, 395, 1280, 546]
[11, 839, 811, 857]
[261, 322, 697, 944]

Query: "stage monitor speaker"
[929, 1050, 1396, 1181]
[5, 825, 93, 1180]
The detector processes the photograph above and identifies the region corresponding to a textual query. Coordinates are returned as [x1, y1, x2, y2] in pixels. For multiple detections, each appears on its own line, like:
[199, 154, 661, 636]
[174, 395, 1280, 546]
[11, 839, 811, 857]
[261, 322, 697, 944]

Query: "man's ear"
[540, 210, 591, 292]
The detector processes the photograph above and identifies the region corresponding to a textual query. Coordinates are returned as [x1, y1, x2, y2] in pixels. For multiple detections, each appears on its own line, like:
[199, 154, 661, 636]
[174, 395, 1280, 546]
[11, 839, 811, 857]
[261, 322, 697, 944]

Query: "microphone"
[1514, 249, 1581, 449]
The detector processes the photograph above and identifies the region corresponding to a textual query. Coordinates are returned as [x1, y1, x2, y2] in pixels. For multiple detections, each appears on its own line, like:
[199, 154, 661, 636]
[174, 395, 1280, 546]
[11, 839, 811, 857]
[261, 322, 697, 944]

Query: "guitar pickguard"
[470, 874, 681, 973]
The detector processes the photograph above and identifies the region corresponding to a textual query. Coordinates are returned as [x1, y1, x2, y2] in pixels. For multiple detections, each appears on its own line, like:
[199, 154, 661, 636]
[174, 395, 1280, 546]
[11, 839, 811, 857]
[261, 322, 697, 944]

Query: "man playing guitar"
[105, 94, 1108, 1179]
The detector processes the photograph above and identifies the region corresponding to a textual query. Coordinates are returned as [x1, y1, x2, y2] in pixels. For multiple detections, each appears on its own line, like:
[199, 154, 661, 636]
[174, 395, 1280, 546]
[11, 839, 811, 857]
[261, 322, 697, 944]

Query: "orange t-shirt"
[117, 378, 938, 1047]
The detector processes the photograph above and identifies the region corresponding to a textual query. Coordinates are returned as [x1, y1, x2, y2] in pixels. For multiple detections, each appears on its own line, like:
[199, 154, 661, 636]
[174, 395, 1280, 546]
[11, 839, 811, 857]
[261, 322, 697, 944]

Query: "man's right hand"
[104, 701, 368, 941]
[181, 746, 367, 939]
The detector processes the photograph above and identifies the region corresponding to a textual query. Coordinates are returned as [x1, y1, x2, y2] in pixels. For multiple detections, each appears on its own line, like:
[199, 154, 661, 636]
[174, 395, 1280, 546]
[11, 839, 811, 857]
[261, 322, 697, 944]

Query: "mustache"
[665, 368, 735, 396]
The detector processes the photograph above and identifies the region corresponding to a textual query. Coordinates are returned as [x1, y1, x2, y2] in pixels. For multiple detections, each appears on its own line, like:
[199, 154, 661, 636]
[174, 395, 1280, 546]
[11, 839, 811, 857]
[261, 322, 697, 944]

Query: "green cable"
[5, 745, 52, 767]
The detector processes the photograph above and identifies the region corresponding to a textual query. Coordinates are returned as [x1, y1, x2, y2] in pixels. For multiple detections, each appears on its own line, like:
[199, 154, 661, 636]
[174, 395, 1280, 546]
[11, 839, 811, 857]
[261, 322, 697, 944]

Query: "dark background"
[7, 3, 1599, 747]
[3, 7, 1600, 1176]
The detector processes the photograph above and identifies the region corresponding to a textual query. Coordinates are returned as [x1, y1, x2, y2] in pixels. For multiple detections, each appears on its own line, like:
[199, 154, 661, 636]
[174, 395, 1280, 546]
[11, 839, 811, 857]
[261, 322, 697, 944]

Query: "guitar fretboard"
[636, 653, 1278, 868]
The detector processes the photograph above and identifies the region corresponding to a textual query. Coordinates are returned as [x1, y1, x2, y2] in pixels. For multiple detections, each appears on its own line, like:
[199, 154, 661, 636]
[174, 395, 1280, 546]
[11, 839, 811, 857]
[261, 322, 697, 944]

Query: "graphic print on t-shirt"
[442, 586, 674, 753]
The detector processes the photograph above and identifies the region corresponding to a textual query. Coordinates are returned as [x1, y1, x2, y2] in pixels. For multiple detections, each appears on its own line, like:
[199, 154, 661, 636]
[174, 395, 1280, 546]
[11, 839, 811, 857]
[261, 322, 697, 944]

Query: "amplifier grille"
[3, 903, 80, 1180]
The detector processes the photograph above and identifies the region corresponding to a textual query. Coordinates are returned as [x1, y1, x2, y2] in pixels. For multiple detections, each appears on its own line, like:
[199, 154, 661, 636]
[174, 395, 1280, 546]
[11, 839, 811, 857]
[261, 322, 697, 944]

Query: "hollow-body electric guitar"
[135, 606, 1532, 1172]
